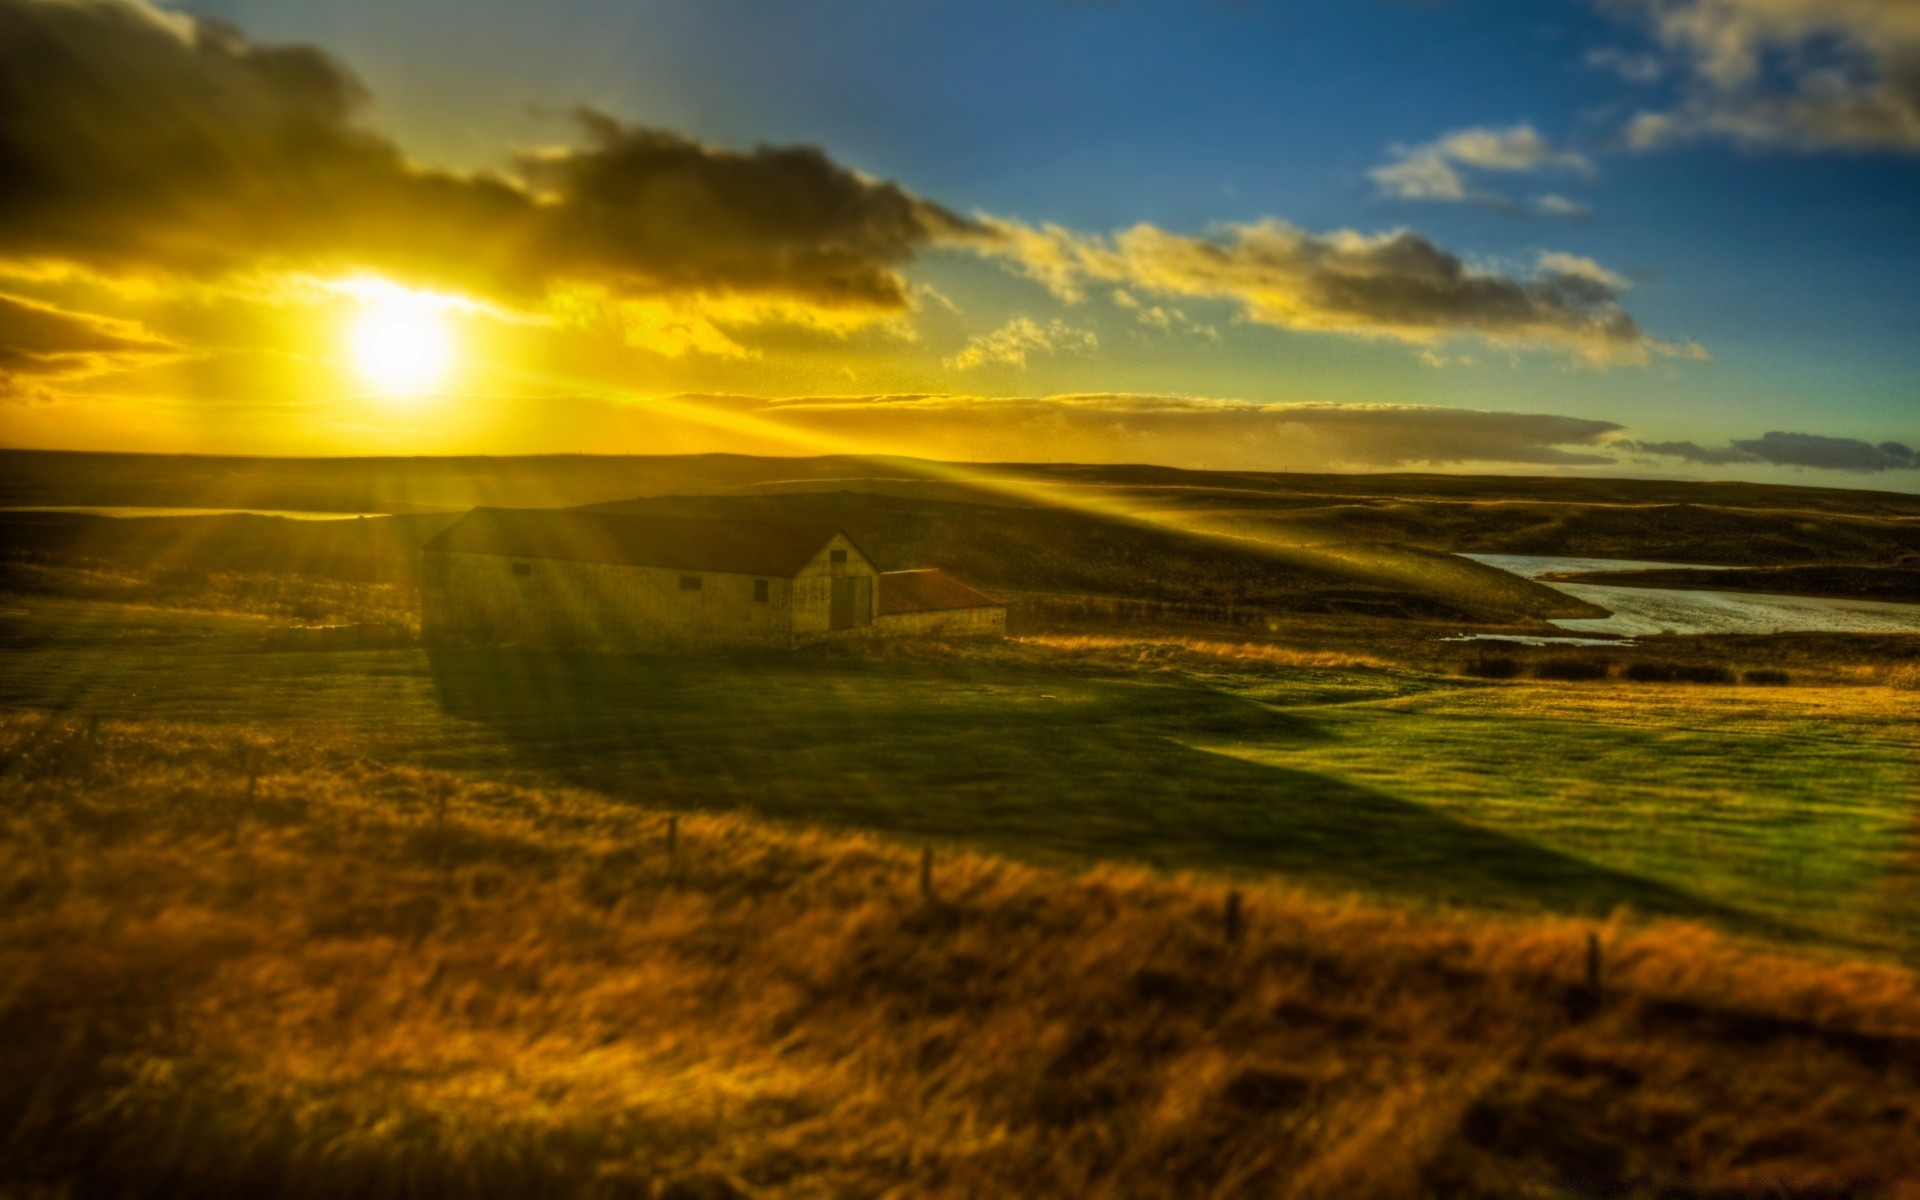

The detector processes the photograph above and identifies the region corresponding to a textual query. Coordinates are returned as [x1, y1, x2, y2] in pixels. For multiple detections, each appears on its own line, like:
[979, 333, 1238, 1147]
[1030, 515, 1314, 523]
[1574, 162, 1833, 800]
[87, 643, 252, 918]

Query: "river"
[1464, 553, 1920, 638]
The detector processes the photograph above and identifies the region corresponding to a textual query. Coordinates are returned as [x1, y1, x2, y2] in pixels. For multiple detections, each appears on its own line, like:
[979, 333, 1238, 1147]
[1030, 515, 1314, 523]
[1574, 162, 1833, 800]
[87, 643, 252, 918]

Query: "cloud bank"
[1634, 431, 1918, 472]
[668, 393, 1628, 470]
[983, 219, 1699, 366]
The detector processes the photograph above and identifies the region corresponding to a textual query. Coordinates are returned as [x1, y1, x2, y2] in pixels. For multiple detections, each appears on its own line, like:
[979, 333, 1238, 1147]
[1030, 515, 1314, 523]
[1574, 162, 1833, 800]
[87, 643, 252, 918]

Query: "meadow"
[3, 596, 1916, 954]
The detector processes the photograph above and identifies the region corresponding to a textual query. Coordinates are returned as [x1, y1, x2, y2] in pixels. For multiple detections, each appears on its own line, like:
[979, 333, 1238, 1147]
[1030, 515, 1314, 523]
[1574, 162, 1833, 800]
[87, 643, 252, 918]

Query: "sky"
[0, 0, 1916, 488]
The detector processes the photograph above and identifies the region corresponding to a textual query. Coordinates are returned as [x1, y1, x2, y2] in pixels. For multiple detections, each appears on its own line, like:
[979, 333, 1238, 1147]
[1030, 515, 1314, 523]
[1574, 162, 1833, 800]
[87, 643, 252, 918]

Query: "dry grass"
[1020, 634, 1394, 673]
[6, 711, 1920, 1198]
[1880, 663, 1920, 691]
[0, 561, 414, 629]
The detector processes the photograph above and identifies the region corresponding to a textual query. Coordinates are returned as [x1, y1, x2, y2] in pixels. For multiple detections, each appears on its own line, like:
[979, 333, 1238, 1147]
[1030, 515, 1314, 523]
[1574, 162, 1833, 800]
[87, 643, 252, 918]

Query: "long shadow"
[425, 645, 1765, 931]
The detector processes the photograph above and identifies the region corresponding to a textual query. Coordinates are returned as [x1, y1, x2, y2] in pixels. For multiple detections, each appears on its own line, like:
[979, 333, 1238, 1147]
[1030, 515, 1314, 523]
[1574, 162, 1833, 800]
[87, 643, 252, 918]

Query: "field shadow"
[426, 646, 1759, 929]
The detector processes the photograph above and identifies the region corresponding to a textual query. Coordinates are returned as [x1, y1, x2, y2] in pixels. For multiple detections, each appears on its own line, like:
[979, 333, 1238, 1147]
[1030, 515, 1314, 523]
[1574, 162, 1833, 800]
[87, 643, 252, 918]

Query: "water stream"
[1465, 554, 1920, 638]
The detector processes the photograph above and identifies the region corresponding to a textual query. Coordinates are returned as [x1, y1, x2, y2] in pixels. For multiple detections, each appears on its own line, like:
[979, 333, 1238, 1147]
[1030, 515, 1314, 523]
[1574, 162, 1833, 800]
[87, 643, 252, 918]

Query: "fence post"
[1586, 931, 1603, 996]
[920, 845, 934, 903]
[1224, 889, 1244, 945]
[666, 814, 678, 858]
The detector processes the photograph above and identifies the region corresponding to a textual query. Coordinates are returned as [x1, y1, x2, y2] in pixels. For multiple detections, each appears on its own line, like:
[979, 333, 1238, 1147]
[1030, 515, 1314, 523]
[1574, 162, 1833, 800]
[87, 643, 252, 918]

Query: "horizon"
[4, 444, 1919, 501]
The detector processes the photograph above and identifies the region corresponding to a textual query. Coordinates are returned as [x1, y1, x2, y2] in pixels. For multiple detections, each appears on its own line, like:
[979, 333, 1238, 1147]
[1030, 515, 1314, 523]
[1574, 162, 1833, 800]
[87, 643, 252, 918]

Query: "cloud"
[1631, 431, 1919, 471]
[1110, 290, 1218, 338]
[981, 218, 1697, 366]
[0, 292, 173, 392]
[0, 0, 987, 318]
[1371, 124, 1594, 213]
[1535, 252, 1630, 289]
[1627, 438, 1756, 465]
[945, 317, 1098, 370]
[668, 393, 1627, 470]
[1533, 194, 1594, 220]
[1608, 0, 1920, 151]
[1587, 46, 1667, 83]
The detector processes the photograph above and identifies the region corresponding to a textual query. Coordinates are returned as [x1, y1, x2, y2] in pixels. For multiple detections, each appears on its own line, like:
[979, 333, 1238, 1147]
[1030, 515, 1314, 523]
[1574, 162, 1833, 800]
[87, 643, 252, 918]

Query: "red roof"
[425, 508, 845, 577]
[879, 568, 1003, 614]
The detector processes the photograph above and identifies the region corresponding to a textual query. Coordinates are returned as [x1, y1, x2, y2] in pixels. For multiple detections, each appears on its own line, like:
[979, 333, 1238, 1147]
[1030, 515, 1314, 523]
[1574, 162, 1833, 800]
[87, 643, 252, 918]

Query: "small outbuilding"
[421, 508, 1003, 647]
[877, 569, 1007, 639]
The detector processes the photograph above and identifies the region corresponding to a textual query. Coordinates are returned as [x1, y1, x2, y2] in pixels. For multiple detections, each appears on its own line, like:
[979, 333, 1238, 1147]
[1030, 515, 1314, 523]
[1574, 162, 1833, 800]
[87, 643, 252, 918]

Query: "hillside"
[0, 496, 1597, 629]
[7, 450, 1919, 571]
[583, 490, 1595, 622]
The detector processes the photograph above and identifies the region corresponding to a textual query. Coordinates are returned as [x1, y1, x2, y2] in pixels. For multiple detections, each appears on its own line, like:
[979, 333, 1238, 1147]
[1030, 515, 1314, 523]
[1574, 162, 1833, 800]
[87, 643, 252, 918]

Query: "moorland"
[4, 448, 1920, 1197]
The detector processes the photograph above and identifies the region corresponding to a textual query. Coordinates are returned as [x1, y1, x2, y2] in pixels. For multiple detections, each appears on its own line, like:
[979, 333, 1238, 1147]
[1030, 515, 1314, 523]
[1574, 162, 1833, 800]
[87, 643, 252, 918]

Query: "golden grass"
[7, 711, 1920, 1198]
[0, 561, 415, 629]
[1881, 663, 1920, 691]
[1019, 634, 1394, 673]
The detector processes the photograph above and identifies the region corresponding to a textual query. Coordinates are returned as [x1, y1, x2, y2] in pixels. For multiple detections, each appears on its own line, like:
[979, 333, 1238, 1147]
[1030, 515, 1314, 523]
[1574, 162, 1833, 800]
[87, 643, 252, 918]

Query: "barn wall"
[422, 551, 795, 646]
[874, 607, 1007, 639]
[789, 533, 881, 640]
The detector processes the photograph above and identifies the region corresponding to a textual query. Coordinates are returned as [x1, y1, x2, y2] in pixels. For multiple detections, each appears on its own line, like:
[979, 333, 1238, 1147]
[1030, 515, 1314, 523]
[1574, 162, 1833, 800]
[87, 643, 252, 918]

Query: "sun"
[349, 296, 453, 393]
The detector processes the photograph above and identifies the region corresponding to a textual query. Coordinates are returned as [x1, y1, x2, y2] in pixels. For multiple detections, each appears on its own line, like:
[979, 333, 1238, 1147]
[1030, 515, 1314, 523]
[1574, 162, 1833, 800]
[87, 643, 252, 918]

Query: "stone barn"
[422, 508, 880, 647]
[421, 508, 1003, 647]
[877, 569, 1007, 638]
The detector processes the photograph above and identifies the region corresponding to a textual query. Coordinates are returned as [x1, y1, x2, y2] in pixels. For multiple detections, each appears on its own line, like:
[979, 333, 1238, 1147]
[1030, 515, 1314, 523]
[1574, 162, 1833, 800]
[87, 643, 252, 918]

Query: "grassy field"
[3, 596, 1916, 956]
[9, 712, 1920, 1198]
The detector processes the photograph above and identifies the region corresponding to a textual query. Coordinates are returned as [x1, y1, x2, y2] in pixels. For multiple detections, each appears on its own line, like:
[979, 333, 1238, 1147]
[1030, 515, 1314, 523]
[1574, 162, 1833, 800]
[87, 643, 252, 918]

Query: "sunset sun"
[349, 297, 452, 393]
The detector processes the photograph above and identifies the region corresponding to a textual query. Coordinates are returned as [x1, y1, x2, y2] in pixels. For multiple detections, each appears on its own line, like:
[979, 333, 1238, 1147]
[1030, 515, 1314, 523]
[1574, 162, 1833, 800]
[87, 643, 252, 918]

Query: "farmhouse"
[876, 568, 1007, 639]
[421, 508, 1003, 647]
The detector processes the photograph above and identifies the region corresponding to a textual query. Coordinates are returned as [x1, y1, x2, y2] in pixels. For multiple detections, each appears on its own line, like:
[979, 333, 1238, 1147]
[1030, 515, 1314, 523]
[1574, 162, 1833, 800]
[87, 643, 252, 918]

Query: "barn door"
[830, 577, 856, 630]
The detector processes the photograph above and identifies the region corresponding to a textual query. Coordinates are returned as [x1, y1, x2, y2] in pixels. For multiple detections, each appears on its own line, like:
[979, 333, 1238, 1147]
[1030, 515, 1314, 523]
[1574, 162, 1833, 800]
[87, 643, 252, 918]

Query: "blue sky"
[3, 0, 1915, 484]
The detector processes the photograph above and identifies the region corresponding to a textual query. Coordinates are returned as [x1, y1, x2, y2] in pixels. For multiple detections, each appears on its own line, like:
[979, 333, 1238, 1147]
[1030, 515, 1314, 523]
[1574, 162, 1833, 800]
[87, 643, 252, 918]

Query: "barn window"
[830, 549, 847, 565]
[511, 561, 533, 577]
[680, 575, 702, 591]
[753, 579, 769, 602]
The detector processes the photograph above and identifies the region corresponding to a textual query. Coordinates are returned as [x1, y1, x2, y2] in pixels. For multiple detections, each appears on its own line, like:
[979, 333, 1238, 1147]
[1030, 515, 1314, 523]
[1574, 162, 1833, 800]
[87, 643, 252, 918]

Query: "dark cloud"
[0, 0, 983, 311]
[0, 292, 171, 381]
[518, 108, 983, 309]
[1632, 431, 1918, 472]
[1734, 431, 1917, 472]
[1627, 438, 1756, 466]
[985, 220, 1701, 366]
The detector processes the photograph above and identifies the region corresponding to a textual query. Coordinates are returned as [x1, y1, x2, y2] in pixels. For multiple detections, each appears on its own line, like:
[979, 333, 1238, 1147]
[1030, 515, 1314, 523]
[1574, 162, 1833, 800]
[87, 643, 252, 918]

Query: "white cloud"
[945, 316, 1097, 370]
[1533, 194, 1594, 219]
[1371, 124, 1595, 214]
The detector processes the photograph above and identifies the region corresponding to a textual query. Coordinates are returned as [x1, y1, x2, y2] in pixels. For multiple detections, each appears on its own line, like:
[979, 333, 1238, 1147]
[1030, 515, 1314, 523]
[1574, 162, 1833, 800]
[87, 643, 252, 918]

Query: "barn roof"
[879, 568, 1004, 614]
[424, 508, 849, 577]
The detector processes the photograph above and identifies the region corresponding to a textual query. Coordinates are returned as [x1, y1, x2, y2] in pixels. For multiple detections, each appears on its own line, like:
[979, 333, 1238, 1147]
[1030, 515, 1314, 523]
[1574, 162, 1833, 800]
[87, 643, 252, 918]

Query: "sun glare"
[349, 292, 453, 393]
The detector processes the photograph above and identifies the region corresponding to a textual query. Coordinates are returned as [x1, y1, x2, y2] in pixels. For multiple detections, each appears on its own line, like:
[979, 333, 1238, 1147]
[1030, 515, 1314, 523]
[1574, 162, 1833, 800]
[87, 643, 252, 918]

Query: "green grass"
[4, 596, 1917, 953]
[1198, 684, 1920, 950]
